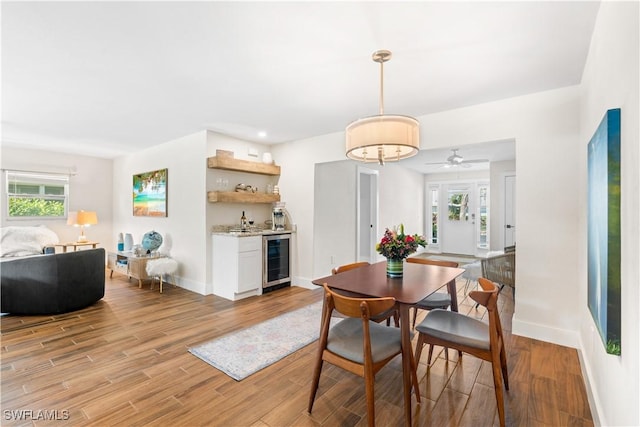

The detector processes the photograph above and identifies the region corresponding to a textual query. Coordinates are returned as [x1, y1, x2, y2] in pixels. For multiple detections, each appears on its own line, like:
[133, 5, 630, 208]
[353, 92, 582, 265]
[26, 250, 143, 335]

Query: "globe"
[141, 230, 163, 252]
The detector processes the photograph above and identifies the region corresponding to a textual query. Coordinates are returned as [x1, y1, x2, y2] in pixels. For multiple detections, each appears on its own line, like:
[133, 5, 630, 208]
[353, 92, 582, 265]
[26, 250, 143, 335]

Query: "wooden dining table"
[312, 260, 464, 426]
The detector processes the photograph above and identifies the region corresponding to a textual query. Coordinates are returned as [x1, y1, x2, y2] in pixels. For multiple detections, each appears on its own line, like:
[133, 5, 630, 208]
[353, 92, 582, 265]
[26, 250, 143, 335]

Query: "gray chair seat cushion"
[416, 292, 451, 309]
[327, 318, 402, 364]
[416, 309, 490, 350]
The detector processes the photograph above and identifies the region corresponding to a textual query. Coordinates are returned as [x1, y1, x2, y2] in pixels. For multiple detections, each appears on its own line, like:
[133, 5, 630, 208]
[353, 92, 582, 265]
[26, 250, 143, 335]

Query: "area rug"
[188, 301, 337, 381]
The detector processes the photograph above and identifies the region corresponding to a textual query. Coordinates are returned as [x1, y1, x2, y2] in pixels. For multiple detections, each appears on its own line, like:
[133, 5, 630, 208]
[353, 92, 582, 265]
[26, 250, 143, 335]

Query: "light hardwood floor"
[1, 272, 593, 426]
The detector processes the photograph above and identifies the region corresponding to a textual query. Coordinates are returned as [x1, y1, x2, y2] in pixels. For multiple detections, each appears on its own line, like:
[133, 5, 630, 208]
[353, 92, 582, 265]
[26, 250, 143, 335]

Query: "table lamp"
[67, 210, 98, 242]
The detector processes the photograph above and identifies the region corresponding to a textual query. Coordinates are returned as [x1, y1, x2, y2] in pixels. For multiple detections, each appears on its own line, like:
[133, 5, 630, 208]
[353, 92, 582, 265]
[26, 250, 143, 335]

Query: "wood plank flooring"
[1, 272, 594, 426]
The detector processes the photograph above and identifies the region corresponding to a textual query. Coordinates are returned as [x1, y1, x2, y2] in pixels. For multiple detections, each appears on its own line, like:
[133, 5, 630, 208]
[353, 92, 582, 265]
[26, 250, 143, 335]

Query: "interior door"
[504, 175, 516, 247]
[441, 183, 476, 255]
[357, 167, 378, 263]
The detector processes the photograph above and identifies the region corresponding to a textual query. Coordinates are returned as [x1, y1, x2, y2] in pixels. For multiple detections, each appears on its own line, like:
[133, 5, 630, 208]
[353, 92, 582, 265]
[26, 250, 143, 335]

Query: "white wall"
[112, 131, 208, 294]
[276, 86, 584, 347]
[0, 147, 113, 247]
[312, 159, 425, 279]
[578, 2, 639, 425]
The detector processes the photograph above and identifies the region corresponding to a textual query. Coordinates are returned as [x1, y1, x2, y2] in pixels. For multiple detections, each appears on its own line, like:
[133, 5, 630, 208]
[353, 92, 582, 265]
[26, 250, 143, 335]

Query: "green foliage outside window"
[8, 197, 65, 217]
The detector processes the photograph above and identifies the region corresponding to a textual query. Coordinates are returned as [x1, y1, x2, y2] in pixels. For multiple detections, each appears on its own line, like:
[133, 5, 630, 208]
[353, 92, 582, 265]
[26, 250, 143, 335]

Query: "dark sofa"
[1, 248, 106, 315]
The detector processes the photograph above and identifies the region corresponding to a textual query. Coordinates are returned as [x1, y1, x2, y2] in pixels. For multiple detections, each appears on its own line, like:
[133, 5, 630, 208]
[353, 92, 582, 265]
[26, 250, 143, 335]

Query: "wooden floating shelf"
[208, 191, 281, 204]
[207, 156, 280, 176]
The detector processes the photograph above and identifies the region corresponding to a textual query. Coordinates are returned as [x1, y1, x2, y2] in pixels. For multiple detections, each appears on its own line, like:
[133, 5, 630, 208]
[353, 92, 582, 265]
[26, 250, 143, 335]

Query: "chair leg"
[500, 345, 509, 390]
[160, 275, 164, 293]
[409, 344, 421, 402]
[427, 344, 435, 365]
[412, 306, 418, 329]
[307, 357, 324, 414]
[415, 333, 426, 364]
[364, 367, 376, 427]
[490, 353, 507, 427]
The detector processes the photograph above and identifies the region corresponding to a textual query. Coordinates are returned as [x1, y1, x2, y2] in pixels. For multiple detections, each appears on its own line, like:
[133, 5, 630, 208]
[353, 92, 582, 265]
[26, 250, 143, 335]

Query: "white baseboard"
[292, 276, 316, 290]
[575, 341, 603, 427]
[512, 315, 580, 348]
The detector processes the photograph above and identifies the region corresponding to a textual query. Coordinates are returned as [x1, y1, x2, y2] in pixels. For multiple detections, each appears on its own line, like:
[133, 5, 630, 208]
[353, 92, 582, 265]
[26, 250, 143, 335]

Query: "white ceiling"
[1, 1, 600, 164]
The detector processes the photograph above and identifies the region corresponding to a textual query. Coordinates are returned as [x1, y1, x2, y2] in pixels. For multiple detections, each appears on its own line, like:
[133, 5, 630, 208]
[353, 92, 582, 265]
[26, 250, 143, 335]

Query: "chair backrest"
[322, 283, 396, 320]
[470, 278, 504, 350]
[406, 257, 458, 268]
[331, 261, 370, 275]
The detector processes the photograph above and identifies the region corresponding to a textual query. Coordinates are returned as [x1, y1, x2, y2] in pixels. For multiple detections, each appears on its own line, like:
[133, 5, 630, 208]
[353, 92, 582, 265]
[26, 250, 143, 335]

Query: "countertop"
[211, 229, 294, 237]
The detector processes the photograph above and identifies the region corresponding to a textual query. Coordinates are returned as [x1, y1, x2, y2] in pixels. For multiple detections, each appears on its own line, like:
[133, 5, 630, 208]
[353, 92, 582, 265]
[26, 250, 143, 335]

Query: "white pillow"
[0, 226, 60, 257]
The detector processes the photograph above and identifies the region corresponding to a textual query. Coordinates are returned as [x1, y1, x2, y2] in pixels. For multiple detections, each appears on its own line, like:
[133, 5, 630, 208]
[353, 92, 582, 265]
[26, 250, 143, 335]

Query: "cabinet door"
[237, 250, 261, 293]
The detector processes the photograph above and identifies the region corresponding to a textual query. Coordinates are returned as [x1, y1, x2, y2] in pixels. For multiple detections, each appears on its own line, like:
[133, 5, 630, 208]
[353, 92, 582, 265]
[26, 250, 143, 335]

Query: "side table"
[55, 241, 99, 253]
[107, 251, 165, 288]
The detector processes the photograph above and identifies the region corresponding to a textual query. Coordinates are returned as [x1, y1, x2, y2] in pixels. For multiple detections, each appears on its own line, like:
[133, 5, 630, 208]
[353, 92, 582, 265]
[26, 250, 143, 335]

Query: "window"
[478, 185, 489, 248]
[5, 171, 69, 219]
[430, 187, 438, 244]
[448, 190, 469, 221]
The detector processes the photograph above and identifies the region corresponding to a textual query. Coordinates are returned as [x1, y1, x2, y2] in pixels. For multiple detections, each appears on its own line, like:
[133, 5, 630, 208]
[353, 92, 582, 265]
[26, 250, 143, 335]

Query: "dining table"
[312, 260, 464, 426]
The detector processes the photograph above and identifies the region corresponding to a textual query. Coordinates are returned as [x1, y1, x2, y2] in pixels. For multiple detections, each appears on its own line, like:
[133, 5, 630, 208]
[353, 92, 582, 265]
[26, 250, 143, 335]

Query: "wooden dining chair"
[406, 257, 459, 328]
[331, 261, 370, 275]
[308, 284, 419, 427]
[332, 261, 398, 326]
[414, 278, 509, 427]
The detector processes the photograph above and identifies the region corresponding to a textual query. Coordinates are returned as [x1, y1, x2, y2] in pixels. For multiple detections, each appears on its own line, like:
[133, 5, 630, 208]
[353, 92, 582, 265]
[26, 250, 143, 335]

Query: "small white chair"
[461, 260, 482, 295]
[145, 257, 178, 293]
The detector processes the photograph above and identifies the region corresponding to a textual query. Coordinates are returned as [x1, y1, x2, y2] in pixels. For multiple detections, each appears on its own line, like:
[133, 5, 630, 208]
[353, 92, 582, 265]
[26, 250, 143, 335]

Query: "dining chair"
[332, 262, 398, 327]
[308, 284, 419, 427]
[405, 257, 459, 328]
[414, 278, 509, 427]
[331, 261, 370, 275]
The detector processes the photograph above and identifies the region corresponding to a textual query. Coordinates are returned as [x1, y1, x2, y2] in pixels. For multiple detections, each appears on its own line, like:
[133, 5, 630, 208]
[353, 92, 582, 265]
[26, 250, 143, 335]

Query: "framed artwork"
[587, 108, 621, 355]
[133, 168, 167, 217]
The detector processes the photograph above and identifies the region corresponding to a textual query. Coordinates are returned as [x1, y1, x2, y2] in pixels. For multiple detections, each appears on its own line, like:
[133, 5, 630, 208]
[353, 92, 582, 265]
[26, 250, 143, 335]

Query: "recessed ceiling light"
[258, 131, 267, 138]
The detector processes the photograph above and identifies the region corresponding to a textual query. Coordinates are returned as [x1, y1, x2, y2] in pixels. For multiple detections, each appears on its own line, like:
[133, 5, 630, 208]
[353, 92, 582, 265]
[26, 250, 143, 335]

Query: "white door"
[505, 175, 516, 247]
[441, 183, 476, 255]
[357, 167, 379, 263]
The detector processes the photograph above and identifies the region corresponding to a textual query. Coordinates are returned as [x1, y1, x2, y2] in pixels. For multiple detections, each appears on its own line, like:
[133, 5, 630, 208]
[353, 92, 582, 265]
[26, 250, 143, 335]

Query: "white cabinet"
[212, 234, 262, 300]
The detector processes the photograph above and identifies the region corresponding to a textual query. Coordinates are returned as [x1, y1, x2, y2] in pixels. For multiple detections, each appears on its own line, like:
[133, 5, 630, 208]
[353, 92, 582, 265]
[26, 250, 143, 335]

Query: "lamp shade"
[67, 210, 98, 226]
[77, 210, 98, 226]
[346, 114, 420, 163]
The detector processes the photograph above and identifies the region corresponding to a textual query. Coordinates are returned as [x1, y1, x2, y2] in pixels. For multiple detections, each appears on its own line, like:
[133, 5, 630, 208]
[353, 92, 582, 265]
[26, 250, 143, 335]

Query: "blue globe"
[141, 231, 163, 252]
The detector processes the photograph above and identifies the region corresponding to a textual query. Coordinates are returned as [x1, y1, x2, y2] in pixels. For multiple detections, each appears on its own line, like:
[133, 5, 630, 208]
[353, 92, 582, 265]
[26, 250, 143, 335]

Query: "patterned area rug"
[189, 301, 337, 381]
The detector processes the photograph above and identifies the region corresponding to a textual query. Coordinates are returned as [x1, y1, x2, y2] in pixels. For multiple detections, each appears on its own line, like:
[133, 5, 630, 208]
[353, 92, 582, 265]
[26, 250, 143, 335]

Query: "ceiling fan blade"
[460, 159, 489, 164]
[423, 161, 448, 165]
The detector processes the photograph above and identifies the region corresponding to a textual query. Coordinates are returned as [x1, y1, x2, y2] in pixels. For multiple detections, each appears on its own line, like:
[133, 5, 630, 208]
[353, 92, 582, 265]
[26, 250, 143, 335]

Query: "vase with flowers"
[376, 224, 426, 277]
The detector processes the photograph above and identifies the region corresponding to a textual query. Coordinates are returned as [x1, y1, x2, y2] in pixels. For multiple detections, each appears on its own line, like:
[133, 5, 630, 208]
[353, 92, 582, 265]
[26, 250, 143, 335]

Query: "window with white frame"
[5, 171, 69, 219]
[478, 184, 489, 248]
[429, 186, 439, 244]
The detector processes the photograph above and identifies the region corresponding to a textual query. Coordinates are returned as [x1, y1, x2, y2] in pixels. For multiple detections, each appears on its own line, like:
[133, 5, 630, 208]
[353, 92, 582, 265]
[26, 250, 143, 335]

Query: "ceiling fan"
[424, 149, 489, 168]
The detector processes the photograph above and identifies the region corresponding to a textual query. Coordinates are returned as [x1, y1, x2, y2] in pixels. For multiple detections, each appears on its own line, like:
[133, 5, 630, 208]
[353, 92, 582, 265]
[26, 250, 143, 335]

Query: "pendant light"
[345, 50, 420, 165]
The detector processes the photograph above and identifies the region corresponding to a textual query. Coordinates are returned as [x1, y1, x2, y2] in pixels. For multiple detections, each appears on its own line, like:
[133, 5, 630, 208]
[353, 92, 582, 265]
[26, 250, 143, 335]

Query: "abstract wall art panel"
[587, 108, 621, 355]
[133, 168, 167, 217]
